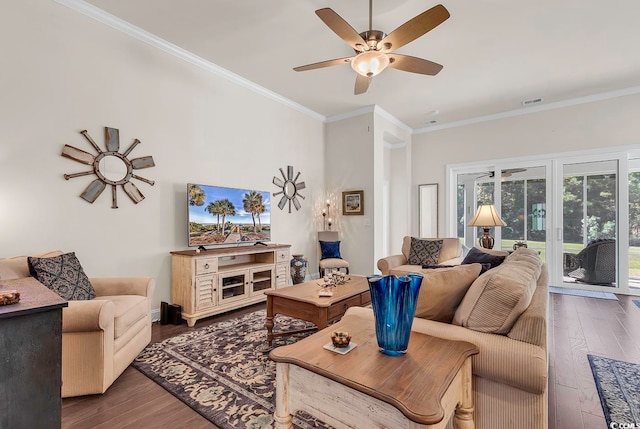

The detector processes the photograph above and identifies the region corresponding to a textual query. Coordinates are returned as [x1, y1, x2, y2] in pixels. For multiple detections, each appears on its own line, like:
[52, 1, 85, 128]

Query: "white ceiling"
[82, 0, 640, 130]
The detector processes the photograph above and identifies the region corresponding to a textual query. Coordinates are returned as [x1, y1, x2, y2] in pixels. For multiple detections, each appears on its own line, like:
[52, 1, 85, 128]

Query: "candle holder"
[322, 201, 330, 230]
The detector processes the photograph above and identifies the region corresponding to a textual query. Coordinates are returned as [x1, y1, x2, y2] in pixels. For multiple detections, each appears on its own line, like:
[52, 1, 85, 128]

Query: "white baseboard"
[151, 308, 160, 323]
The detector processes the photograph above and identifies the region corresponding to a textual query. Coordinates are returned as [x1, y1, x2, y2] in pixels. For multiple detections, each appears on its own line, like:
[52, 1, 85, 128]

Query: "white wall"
[411, 94, 640, 236]
[0, 0, 324, 311]
[325, 114, 374, 275]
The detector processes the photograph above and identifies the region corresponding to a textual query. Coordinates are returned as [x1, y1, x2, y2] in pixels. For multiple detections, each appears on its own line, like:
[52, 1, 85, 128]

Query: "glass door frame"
[446, 145, 640, 296]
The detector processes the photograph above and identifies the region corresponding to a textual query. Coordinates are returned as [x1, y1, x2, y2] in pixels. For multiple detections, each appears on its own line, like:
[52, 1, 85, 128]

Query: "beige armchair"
[0, 252, 154, 397]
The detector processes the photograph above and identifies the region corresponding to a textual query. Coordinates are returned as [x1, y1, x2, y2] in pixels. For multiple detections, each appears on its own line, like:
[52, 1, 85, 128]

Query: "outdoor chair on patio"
[563, 238, 616, 285]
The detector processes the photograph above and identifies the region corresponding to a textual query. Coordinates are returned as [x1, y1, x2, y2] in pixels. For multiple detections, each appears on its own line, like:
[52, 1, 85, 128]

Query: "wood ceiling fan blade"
[388, 54, 443, 75]
[354, 74, 372, 95]
[293, 57, 354, 72]
[316, 8, 367, 50]
[380, 4, 450, 52]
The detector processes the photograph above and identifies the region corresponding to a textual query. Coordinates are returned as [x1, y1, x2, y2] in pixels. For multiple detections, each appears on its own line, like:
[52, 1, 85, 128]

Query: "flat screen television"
[187, 183, 271, 247]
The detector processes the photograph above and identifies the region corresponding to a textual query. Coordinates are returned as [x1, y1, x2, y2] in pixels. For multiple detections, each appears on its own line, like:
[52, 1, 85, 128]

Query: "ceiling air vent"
[424, 120, 438, 125]
[522, 98, 544, 106]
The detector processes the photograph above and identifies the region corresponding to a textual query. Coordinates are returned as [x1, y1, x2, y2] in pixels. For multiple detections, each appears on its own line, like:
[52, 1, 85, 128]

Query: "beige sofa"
[362, 246, 548, 429]
[377, 236, 464, 276]
[0, 251, 154, 398]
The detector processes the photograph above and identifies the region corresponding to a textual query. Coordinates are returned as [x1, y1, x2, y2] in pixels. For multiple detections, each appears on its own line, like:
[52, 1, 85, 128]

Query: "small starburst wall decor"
[272, 165, 305, 213]
[61, 127, 155, 208]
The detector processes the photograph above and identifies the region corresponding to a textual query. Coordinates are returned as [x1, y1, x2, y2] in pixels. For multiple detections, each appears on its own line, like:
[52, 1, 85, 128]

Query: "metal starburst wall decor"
[61, 127, 155, 208]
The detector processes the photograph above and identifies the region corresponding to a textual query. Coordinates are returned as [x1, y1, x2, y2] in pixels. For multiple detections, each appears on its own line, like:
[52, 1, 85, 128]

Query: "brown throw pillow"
[407, 238, 443, 265]
[414, 263, 483, 323]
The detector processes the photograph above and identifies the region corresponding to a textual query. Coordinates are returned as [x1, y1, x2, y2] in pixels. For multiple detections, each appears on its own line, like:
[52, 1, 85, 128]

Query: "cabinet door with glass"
[250, 267, 275, 296]
[218, 270, 248, 303]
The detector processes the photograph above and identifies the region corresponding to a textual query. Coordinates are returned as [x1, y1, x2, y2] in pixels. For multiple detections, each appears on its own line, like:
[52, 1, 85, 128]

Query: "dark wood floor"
[62, 294, 640, 429]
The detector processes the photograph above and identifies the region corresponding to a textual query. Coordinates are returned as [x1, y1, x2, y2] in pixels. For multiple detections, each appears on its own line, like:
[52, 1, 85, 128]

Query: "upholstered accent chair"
[318, 231, 349, 277]
[0, 251, 154, 397]
[563, 238, 616, 285]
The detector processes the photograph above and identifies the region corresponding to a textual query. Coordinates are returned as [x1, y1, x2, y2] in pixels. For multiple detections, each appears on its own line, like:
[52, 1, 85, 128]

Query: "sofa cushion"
[99, 294, 148, 340]
[406, 238, 443, 265]
[319, 241, 342, 260]
[0, 251, 63, 280]
[414, 264, 483, 323]
[461, 247, 507, 273]
[28, 252, 96, 300]
[401, 236, 462, 264]
[453, 248, 543, 334]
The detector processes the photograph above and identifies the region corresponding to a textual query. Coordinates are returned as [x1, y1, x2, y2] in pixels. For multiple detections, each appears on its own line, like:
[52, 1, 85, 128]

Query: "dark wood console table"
[0, 277, 67, 428]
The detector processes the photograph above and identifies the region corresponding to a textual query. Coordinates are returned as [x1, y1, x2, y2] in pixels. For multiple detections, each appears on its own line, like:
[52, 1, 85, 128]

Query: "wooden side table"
[269, 313, 479, 429]
[264, 276, 371, 346]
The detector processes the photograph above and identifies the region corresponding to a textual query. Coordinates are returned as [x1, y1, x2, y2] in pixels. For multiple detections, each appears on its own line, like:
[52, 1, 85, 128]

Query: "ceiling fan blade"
[388, 54, 443, 75]
[316, 8, 367, 50]
[380, 4, 450, 52]
[354, 74, 372, 95]
[294, 57, 354, 72]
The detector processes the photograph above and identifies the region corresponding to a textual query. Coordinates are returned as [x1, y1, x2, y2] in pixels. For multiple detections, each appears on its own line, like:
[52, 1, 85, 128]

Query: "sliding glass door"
[561, 160, 618, 290]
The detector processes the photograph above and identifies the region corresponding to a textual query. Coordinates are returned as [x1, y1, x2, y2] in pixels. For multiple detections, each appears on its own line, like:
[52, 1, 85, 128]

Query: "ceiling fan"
[477, 168, 528, 179]
[293, 1, 450, 95]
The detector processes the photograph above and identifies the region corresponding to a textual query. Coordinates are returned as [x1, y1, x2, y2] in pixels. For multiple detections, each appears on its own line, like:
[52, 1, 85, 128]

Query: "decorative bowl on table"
[331, 331, 351, 348]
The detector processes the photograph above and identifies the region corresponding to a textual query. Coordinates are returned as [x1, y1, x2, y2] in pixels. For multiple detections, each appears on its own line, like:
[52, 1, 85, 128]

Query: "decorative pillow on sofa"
[453, 252, 543, 334]
[319, 241, 342, 260]
[28, 252, 96, 300]
[407, 238, 443, 265]
[461, 247, 507, 273]
[414, 264, 483, 323]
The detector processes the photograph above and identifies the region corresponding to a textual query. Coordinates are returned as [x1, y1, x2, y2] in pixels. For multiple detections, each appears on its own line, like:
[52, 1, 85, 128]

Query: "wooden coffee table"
[269, 313, 479, 429]
[264, 276, 371, 346]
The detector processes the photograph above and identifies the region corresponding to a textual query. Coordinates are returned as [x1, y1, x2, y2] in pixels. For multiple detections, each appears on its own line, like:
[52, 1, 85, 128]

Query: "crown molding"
[373, 105, 413, 134]
[413, 85, 640, 134]
[325, 105, 375, 123]
[53, 0, 326, 123]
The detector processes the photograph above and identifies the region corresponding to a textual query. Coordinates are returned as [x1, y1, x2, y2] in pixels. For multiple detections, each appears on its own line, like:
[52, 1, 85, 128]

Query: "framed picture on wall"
[342, 190, 364, 215]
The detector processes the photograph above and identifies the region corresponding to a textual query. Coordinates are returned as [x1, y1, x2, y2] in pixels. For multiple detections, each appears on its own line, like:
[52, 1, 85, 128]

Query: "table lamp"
[468, 204, 506, 249]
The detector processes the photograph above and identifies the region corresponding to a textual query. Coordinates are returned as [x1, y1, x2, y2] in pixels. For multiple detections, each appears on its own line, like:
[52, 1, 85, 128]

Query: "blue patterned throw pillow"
[407, 238, 443, 265]
[28, 252, 96, 300]
[320, 241, 342, 260]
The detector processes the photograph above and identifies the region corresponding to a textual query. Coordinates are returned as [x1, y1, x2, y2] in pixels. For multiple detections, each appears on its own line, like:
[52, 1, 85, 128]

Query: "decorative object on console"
[367, 273, 423, 356]
[342, 190, 364, 215]
[272, 165, 305, 213]
[468, 204, 506, 249]
[290, 254, 308, 284]
[28, 252, 96, 300]
[61, 127, 155, 208]
[406, 237, 443, 265]
[0, 289, 20, 305]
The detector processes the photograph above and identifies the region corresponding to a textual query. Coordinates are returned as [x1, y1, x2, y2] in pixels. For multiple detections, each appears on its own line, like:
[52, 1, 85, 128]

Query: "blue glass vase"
[367, 273, 423, 356]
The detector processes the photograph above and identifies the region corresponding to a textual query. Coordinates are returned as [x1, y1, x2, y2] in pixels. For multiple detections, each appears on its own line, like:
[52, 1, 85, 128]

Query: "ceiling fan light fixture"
[351, 51, 389, 77]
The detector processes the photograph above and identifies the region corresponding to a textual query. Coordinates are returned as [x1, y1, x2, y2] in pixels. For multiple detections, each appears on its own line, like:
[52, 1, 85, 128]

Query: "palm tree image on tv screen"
[188, 184, 271, 246]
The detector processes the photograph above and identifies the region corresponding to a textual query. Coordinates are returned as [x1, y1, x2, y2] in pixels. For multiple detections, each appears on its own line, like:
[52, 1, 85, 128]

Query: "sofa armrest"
[90, 277, 155, 298]
[62, 299, 114, 333]
[344, 306, 547, 395]
[377, 254, 407, 275]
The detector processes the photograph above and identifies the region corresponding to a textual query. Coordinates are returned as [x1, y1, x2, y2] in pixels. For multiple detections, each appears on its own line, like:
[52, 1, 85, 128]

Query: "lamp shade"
[468, 204, 506, 227]
[351, 51, 390, 77]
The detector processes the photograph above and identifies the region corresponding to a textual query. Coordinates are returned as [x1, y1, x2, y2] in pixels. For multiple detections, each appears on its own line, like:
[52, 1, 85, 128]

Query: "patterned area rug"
[588, 354, 640, 426]
[133, 310, 331, 429]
